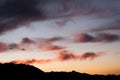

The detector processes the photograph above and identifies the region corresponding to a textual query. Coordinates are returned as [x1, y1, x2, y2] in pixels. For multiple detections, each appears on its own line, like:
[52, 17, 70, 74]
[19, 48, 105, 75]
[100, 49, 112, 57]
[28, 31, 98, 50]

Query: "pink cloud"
[0, 42, 8, 52]
[72, 33, 94, 42]
[56, 50, 106, 61]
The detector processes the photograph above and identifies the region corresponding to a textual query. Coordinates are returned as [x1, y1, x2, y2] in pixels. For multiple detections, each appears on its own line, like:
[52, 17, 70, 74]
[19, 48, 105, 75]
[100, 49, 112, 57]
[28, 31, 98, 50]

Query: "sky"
[0, 0, 120, 75]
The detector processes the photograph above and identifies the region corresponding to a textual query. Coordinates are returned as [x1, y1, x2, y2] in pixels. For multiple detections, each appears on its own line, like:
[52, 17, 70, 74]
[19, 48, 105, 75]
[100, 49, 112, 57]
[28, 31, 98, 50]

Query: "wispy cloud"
[39, 43, 65, 51]
[46, 37, 64, 43]
[20, 37, 65, 51]
[89, 20, 120, 32]
[10, 59, 53, 64]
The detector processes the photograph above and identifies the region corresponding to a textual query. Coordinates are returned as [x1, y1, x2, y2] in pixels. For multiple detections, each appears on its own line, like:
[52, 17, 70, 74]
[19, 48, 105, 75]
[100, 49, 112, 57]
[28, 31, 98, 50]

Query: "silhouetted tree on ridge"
[0, 63, 119, 80]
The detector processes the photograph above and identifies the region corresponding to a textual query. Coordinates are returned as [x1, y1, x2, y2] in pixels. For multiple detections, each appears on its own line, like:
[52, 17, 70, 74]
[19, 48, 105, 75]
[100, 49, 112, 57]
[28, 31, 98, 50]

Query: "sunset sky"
[0, 0, 120, 75]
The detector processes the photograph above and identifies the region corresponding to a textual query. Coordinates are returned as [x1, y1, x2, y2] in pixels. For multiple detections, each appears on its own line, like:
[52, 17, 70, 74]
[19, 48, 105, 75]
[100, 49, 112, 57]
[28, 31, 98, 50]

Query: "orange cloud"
[10, 59, 53, 64]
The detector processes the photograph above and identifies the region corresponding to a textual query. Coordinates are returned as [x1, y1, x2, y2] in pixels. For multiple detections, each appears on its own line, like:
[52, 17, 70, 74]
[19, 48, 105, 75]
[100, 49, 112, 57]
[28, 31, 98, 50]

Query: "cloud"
[0, 37, 65, 52]
[8, 43, 19, 50]
[20, 37, 65, 51]
[0, 0, 43, 34]
[57, 50, 76, 61]
[0, 42, 22, 51]
[80, 52, 106, 60]
[72, 33, 95, 42]
[47, 37, 64, 43]
[0, 49, 106, 64]
[12, 37, 37, 51]
[0, 0, 40, 17]
[72, 33, 120, 43]
[10, 59, 53, 64]
[89, 20, 120, 32]
[56, 50, 106, 61]
[39, 43, 65, 51]
[0, 42, 8, 52]
[0, 42, 20, 52]
[21, 37, 36, 44]
[2, 51, 106, 64]
[80, 52, 97, 60]
[0, 33, 119, 52]
[95, 33, 120, 42]
[0, 0, 120, 34]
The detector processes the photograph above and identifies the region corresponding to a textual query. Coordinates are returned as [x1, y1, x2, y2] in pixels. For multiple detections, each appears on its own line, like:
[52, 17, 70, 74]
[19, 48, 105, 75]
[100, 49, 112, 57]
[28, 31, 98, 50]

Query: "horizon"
[0, 0, 120, 75]
[0, 62, 119, 76]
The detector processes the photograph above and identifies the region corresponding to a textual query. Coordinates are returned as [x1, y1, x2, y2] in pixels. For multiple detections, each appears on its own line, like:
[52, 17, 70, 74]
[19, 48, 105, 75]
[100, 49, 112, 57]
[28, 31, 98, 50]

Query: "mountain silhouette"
[0, 63, 45, 80]
[0, 63, 119, 80]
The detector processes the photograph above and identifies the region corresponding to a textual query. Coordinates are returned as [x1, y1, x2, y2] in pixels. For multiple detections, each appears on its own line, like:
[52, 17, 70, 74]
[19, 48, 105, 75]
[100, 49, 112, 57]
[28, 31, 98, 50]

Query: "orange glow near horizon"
[0, 47, 120, 75]
[32, 54, 120, 75]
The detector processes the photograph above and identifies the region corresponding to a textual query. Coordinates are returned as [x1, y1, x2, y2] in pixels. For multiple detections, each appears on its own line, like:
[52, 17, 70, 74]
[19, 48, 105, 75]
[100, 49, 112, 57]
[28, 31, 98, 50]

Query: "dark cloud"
[0, 0, 119, 34]
[72, 33, 120, 43]
[0, 0, 44, 34]
[95, 33, 120, 42]
[21, 37, 36, 44]
[0, 0, 40, 17]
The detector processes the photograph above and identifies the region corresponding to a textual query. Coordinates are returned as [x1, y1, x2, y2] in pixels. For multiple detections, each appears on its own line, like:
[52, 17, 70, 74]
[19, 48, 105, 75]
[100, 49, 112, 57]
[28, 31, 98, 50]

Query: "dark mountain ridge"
[0, 63, 119, 80]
